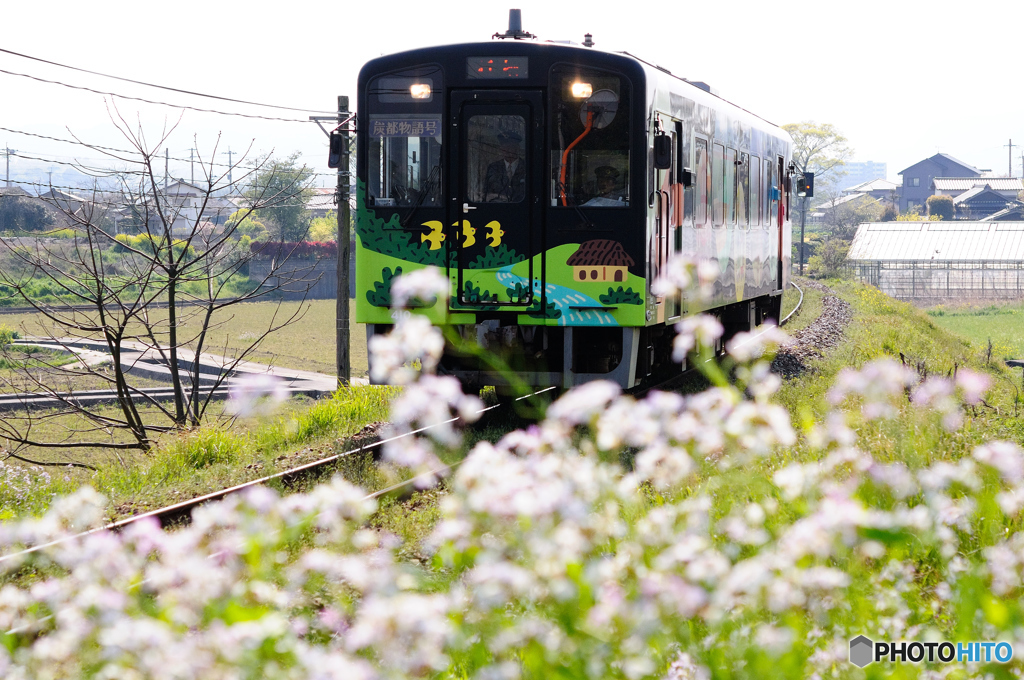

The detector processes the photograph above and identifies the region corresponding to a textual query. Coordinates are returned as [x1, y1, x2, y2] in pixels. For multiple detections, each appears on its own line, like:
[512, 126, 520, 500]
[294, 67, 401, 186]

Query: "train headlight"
[570, 82, 592, 98]
[409, 83, 432, 99]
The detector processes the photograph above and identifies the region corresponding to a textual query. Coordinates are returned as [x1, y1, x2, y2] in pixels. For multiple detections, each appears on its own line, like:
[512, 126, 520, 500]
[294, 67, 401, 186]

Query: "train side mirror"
[328, 131, 345, 169]
[681, 167, 693, 188]
[653, 133, 672, 170]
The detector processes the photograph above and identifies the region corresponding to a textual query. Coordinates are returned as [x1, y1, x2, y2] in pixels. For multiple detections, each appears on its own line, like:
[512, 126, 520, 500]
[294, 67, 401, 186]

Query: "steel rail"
[0, 387, 556, 565]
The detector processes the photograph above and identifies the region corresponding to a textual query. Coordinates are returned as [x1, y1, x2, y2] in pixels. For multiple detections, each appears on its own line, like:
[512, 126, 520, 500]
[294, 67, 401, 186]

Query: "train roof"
[359, 40, 787, 136]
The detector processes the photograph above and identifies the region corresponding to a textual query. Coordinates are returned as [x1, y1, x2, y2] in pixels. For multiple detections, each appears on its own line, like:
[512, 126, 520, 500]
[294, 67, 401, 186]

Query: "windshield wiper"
[400, 164, 441, 229]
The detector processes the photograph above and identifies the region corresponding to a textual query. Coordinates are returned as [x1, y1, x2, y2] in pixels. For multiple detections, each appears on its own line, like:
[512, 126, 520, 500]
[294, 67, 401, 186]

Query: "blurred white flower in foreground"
[225, 373, 289, 417]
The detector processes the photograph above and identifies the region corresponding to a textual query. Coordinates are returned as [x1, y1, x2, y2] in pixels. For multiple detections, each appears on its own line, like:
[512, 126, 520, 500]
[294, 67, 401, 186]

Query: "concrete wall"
[249, 256, 355, 301]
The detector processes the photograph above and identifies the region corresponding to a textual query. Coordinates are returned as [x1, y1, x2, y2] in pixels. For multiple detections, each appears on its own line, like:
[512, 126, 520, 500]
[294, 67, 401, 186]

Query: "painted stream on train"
[496, 265, 618, 326]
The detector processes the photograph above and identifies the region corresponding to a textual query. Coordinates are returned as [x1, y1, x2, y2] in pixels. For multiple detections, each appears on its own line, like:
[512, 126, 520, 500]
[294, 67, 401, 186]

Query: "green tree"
[308, 210, 337, 242]
[926, 194, 953, 220]
[226, 209, 270, 241]
[243, 152, 314, 241]
[782, 121, 852, 190]
[0, 195, 56, 233]
[818, 190, 882, 240]
[807, 237, 849, 278]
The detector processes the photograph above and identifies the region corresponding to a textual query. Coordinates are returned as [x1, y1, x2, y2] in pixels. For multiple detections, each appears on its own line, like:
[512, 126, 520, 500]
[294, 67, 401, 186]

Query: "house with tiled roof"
[932, 177, 1022, 201]
[898, 153, 980, 213]
[566, 239, 635, 283]
[953, 185, 1016, 220]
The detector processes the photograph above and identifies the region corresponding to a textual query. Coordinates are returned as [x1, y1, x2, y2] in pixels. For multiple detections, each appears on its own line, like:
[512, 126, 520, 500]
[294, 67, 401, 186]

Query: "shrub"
[926, 194, 954, 220]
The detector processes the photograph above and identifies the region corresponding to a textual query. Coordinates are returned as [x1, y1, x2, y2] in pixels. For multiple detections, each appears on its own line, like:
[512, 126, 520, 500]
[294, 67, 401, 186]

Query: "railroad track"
[0, 283, 806, 563]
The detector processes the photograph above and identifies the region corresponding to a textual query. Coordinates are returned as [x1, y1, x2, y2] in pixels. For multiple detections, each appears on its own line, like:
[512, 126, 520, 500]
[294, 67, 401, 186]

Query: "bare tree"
[0, 114, 320, 462]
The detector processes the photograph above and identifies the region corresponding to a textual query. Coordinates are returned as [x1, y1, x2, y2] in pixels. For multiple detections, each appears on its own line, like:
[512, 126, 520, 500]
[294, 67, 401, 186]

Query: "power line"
[0, 47, 334, 115]
[0, 67, 315, 123]
[5, 146, 339, 180]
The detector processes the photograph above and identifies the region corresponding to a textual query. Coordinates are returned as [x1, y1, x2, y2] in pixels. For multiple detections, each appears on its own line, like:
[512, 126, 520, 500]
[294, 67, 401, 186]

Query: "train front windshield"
[366, 67, 444, 208]
[549, 66, 631, 208]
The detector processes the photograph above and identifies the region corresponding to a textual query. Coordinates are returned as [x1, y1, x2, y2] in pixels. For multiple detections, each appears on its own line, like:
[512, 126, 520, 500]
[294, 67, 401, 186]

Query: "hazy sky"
[3, 0, 1023, 189]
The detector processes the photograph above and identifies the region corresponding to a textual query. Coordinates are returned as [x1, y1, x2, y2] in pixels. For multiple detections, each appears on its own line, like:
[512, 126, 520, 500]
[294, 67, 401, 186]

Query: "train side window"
[725, 147, 736, 225]
[694, 137, 708, 226]
[765, 158, 774, 226]
[737, 152, 749, 229]
[750, 155, 760, 227]
[712, 143, 724, 228]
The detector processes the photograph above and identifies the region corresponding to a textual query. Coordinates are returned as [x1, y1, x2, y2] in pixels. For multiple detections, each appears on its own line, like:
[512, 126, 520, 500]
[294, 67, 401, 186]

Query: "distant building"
[847, 221, 1024, 301]
[952, 184, 1017, 220]
[898, 153, 980, 213]
[306, 188, 336, 219]
[837, 161, 887, 191]
[932, 177, 1022, 200]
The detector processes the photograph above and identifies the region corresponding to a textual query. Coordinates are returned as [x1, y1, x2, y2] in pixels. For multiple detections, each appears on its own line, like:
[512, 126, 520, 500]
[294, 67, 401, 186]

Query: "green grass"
[925, 300, 1024, 361]
[0, 385, 400, 521]
[779, 277, 824, 332]
[776, 280, 1024, 459]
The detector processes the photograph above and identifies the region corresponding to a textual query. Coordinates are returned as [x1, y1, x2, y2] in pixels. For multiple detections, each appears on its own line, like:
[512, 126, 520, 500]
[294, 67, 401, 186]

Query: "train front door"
[448, 90, 543, 307]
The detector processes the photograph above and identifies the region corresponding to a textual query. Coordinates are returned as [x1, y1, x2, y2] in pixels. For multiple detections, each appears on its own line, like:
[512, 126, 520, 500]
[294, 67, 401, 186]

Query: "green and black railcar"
[355, 20, 793, 390]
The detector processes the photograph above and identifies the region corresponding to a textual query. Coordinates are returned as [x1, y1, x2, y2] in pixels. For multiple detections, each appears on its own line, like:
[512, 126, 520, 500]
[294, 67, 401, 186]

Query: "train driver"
[483, 131, 527, 202]
[582, 165, 628, 206]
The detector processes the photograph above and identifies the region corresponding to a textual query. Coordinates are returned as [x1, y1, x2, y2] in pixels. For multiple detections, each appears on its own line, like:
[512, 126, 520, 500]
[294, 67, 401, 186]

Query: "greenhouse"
[846, 221, 1024, 302]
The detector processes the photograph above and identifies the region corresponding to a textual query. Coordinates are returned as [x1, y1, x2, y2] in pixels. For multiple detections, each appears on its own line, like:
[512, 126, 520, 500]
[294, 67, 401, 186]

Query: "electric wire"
[0, 47, 335, 115]
[0, 67, 314, 123]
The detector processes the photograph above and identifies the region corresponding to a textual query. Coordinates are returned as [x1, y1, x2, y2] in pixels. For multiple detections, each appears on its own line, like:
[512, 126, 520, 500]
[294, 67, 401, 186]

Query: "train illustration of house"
[566, 239, 635, 283]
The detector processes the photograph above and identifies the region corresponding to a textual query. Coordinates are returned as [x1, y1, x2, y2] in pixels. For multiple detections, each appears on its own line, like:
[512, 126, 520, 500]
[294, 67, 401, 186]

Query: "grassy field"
[0, 298, 368, 378]
[925, 299, 1024, 361]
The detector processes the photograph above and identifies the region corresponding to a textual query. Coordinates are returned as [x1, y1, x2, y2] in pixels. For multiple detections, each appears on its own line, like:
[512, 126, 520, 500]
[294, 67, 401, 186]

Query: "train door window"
[765, 158, 775, 226]
[366, 67, 444, 207]
[695, 137, 709, 227]
[465, 115, 527, 203]
[712, 143, 724, 227]
[750, 155, 761, 227]
[549, 66, 631, 207]
[737, 152, 749, 229]
[725, 147, 736, 225]
[779, 156, 788, 222]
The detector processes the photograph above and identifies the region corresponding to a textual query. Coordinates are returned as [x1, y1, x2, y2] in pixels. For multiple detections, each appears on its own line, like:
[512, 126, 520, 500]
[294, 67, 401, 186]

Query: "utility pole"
[1006, 139, 1016, 177]
[799, 195, 807, 275]
[223, 148, 234, 190]
[164, 148, 169, 193]
[189, 148, 197, 185]
[336, 96, 351, 385]
[2, 146, 15, 187]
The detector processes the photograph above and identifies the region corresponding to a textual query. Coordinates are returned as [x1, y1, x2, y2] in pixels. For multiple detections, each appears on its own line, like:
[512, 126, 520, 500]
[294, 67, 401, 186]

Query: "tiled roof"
[844, 178, 899, 193]
[933, 177, 1022, 192]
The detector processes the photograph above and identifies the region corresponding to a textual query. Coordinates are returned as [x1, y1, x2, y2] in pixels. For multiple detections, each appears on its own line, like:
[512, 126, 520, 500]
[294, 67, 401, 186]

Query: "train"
[352, 12, 793, 391]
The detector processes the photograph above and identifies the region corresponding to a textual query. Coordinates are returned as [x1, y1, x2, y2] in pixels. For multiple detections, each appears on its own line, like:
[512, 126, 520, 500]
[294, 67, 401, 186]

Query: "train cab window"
[712, 143, 724, 227]
[366, 67, 443, 207]
[749, 155, 761, 227]
[550, 66, 630, 208]
[738, 152, 749, 229]
[465, 115, 527, 203]
[695, 138, 709, 226]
